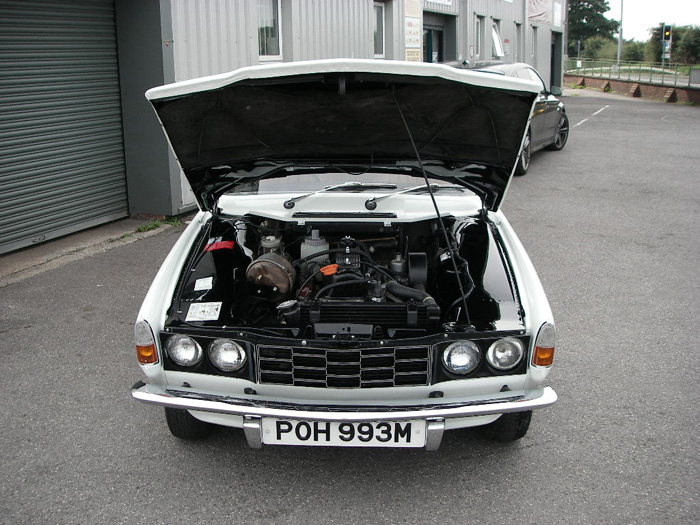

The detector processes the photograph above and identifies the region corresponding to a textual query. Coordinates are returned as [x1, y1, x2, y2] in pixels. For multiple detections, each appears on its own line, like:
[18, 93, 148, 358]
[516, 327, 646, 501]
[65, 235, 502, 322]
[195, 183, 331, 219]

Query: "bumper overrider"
[131, 381, 557, 450]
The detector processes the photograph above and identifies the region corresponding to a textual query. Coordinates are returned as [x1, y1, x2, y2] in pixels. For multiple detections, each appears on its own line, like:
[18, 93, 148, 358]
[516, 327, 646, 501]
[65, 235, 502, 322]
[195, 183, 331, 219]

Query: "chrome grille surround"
[257, 344, 432, 388]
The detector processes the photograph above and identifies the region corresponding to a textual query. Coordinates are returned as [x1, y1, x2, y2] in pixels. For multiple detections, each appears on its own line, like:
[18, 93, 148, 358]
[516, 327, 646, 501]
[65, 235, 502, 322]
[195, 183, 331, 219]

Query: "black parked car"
[476, 63, 569, 175]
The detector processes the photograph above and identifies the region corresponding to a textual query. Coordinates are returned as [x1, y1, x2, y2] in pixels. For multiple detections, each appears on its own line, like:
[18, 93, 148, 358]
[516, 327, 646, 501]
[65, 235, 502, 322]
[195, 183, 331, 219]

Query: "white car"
[131, 59, 557, 450]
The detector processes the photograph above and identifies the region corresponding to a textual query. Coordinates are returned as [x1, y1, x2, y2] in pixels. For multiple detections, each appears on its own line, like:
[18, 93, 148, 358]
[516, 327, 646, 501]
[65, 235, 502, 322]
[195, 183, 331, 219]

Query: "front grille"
[257, 345, 431, 388]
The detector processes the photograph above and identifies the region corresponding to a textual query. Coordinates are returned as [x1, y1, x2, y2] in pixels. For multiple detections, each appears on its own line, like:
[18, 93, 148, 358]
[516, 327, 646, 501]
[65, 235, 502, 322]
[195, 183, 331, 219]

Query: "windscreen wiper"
[364, 183, 465, 210]
[283, 182, 397, 209]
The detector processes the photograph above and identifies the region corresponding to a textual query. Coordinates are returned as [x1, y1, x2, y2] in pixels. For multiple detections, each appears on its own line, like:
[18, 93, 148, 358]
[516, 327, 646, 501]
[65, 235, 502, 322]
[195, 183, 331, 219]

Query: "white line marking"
[573, 105, 610, 128]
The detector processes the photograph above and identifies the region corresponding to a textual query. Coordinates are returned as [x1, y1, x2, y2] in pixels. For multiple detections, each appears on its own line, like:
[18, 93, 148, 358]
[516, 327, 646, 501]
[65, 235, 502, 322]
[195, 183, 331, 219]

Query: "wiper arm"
[364, 184, 465, 210]
[283, 182, 397, 209]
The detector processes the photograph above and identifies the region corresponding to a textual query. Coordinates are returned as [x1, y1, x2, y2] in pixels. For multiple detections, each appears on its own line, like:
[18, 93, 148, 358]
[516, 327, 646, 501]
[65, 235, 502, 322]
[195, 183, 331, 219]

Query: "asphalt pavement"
[1, 88, 699, 524]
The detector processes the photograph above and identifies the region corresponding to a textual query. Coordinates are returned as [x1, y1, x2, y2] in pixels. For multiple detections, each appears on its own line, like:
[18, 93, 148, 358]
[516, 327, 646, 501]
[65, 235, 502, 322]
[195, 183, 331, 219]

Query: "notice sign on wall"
[405, 17, 421, 48]
[404, 0, 421, 61]
[405, 49, 421, 61]
[405, 0, 421, 18]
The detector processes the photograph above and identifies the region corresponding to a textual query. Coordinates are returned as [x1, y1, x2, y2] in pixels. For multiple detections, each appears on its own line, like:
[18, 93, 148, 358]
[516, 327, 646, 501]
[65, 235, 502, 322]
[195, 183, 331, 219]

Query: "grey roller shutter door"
[0, 0, 128, 255]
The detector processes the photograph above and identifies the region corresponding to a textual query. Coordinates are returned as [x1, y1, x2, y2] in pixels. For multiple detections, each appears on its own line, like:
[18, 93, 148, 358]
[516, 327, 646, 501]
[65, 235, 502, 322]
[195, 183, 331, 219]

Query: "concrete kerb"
[0, 217, 185, 287]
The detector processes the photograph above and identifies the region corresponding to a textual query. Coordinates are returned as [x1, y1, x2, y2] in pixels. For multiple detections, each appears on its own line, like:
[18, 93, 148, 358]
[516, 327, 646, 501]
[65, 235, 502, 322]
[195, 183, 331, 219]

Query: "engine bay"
[166, 213, 523, 338]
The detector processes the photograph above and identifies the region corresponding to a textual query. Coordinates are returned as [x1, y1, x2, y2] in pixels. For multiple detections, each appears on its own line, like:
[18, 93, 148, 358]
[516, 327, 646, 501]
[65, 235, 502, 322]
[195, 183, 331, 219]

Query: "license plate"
[261, 418, 427, 448]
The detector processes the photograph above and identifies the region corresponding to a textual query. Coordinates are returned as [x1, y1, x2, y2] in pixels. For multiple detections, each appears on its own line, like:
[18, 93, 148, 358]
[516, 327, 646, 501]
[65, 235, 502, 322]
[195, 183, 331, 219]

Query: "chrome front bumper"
[131, 381, 556, 450]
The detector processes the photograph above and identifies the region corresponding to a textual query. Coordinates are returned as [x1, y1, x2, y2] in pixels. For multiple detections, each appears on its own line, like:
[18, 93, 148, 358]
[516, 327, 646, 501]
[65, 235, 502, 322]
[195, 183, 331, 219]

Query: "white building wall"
[291, 0, 373, 60]
[171, 0, 378, 80]
[171, 0, 256, 81]
[169, 1, 565, 82]
[165, 0, 565, 208]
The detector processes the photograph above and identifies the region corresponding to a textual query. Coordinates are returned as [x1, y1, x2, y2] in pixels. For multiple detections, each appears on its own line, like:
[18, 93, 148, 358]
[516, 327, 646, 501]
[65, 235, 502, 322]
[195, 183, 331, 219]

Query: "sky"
[605, 0, 700, 42]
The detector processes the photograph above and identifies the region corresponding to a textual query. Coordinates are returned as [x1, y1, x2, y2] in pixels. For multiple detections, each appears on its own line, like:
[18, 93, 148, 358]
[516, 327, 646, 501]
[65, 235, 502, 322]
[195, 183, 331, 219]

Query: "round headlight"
[442, 341, 481, 375]
[165, 335, 203, 367]
[208, 339, 247, 372]
[487, 337, 524, 370]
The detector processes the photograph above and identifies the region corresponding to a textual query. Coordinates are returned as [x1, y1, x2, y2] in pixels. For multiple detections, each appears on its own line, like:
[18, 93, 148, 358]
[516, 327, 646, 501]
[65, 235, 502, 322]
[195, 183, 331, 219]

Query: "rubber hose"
[385, 280, 436, 305]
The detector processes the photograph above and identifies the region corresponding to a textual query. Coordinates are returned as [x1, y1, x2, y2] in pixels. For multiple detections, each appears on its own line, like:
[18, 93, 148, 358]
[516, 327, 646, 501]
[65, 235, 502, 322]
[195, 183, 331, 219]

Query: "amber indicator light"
[533, 345, 554, 367]
[136, 343, 158, 364]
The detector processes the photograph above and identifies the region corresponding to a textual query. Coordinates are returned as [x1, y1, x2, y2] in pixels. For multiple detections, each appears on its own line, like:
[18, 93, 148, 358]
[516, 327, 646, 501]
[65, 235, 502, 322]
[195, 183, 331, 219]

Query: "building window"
[531, 26, 538, 67]
[492, 21, 504, 58]
[514, 22, 522, 62]
[258, 0, 282, 60]
[374, 2, 385, 58]
[475, 16, 485, 59]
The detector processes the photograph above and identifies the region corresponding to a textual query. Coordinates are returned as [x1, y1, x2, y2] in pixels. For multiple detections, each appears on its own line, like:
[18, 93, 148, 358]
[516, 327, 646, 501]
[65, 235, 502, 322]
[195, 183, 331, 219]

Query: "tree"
[622, 41, 645, 62]
[568, 0, 620, 54]
[644, 25, 662, 63]
[645, 25, 700, 64]
[581, 36, 618, 59]
[674, 26, 700, 64]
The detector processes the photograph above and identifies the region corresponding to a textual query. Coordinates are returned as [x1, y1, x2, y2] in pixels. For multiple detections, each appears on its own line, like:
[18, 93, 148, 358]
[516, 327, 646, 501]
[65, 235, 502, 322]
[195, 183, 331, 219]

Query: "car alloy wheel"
[515, 129, 530, 176]
[547, 113, 569, 151]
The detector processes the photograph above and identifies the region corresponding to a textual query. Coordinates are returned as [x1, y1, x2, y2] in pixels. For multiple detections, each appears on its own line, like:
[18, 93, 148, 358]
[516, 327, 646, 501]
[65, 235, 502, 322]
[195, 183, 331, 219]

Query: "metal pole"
[616, 0, 624, 70]
[669, 29, 674, 85]
[660, 22, 665, 72]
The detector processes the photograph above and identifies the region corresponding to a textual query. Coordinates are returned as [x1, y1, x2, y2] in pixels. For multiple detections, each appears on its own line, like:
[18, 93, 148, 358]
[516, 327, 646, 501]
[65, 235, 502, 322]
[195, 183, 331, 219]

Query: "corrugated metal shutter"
[0, 0, 128, 255]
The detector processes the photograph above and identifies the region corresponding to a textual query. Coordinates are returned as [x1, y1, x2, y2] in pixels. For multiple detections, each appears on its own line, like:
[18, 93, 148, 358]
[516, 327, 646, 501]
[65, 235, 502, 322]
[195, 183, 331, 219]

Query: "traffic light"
[663, 25, 672, 41]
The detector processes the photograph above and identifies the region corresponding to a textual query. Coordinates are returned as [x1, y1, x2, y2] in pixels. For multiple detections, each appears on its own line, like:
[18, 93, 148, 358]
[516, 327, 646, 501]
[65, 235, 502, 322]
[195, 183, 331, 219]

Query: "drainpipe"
[523, 0, 528, 66]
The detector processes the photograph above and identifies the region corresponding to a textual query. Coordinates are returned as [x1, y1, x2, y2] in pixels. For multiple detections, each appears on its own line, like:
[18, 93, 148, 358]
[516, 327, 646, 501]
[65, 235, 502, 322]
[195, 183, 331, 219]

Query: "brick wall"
[564, 74, 700, 105]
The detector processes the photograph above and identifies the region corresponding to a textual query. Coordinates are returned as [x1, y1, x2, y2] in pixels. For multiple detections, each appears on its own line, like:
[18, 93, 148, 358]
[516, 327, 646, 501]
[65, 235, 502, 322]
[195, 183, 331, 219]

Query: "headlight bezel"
[434, 334, 530, 382]
[161, 332, 251, 376]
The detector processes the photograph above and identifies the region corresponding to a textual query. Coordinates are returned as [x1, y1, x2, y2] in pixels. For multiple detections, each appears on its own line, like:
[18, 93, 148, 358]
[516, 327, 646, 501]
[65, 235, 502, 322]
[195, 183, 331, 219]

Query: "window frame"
[258, 0, 283, 62]
[514, 22, 522, 62]
[491, 20, 504, 58]
[475, 15, 484, 59]
[531, 26, 538, 58]
[374, 2, 386, 58]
